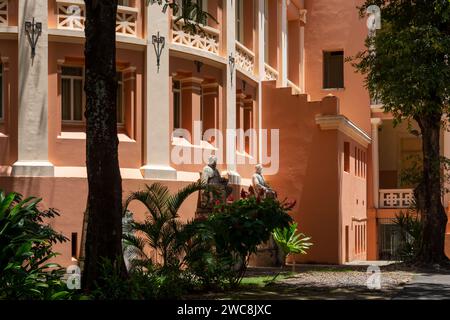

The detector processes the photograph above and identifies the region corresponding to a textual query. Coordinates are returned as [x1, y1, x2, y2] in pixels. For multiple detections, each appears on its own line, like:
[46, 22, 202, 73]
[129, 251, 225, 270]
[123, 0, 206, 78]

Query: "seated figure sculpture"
[199, 155, 232, 210]
[252, 164, 277, 199]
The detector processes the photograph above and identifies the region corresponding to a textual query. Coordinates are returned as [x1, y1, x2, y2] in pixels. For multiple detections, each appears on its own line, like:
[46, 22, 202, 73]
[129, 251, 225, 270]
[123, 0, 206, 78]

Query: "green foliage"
[273, 222, 312, 265]
[90, 258, 191, 300]
[399, 154, 423, 188]
[0, 191, 73, 300]
[196, 196, 294, 286]
[147, 0, 218, 33]
[394, 210, 423, 262]
[352, 1, 450, 122]
[123, 181, 206, 270]
[123, 183, 295, 291]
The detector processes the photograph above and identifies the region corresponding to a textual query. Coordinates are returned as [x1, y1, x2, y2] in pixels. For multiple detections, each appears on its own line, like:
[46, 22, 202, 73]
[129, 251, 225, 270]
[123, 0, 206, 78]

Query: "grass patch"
[240, 272, 295, 288]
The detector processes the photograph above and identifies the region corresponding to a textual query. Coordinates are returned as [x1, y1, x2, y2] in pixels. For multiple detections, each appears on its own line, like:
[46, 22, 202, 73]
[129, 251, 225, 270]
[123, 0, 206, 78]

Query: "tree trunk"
[82, 0, 126, 291]
[416, 114, 449, 265]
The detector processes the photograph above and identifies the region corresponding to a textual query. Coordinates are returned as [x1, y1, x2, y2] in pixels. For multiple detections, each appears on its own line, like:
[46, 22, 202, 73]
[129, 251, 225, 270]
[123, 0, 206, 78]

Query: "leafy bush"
[0, 191, 72, 300]
[194, 196, 294, 286]
[394, 210, 423, 261]
[123, 183, 294, 292]
[90, 258, 192, 300]
[273, 222, 312, 266]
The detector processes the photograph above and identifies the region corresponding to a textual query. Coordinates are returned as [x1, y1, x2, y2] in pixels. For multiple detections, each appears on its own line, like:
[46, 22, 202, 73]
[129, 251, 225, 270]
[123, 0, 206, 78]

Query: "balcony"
[56, 0, 138, 37]
[235, 41, 255, 75]
[171, 17, 220, 55]
[0, 0, 7, 26]
[379, 189, 414, 209]
[264, 63, 278, 81]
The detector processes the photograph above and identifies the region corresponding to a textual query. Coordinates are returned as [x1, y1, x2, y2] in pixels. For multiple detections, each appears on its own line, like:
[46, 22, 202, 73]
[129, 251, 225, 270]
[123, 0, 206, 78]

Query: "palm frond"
[167, 181, 206, 216]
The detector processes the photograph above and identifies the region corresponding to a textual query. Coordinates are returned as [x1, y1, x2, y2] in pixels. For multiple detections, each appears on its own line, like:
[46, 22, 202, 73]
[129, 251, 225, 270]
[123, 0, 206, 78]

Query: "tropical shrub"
[90, 257, 192, 300]
[394, 210, 423, 261]
[0, 191, 72, 300]
[273, 222, 313, 266]
[122, 182, 207, 270]
[196, 196, 294, 286]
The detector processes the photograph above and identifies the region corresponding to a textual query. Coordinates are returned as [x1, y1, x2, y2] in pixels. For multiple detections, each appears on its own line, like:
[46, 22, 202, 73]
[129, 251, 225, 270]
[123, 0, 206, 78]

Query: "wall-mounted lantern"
[25, 18, 42, 59]
[228, 53, 235, 86]
[152, 32, 165, 73]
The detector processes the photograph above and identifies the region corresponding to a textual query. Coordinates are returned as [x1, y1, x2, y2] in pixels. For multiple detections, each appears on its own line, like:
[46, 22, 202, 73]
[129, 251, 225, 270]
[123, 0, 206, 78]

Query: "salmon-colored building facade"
[0, 0, 449, 267]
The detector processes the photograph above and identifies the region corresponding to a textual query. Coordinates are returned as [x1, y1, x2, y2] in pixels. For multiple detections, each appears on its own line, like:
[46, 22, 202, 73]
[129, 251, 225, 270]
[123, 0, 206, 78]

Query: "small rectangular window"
[344, 142, 350, 173]
[323, 51, 344, 89]
[173, 80, 182, 129]
[61, 66, 84, 122]
[235, 0, 244, 43]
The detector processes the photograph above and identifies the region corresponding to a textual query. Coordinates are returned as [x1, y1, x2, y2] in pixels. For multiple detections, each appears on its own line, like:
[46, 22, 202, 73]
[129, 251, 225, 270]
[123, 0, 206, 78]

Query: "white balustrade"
[171, 18, 219, 55]
[235, 41, 255, 74]
[56, 1, 137, 37]
[0, 0, 7, 27]
[116, 5, 138, 37]
[379, 189, 414, 208]
[264, 63, 278, 81]
[57, 0, 85, 31]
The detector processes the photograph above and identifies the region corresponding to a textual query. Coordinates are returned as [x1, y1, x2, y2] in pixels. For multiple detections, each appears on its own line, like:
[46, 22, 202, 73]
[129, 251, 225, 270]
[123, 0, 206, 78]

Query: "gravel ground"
[195, 265, 417, 300]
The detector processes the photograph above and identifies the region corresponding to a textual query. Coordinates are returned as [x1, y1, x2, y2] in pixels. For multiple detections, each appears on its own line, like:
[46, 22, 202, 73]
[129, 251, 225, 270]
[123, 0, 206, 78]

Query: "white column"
[224, 0, 240, 184]
[12, 0, 54, 177]
[278, 0, 288, 87]
[257, 0, 265, 162]
[141, 4, 176, 180]
[371, 118, 382, 208]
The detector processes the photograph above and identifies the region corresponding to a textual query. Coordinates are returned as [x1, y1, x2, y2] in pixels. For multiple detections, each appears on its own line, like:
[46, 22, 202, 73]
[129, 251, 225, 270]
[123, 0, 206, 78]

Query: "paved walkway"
[393, 273, 450, 300]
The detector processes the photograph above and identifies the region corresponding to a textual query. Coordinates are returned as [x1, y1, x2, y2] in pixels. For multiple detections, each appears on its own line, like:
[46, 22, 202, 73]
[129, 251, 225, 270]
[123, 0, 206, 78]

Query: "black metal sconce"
[242, 80, 247, 91]
[25, 18, 42, 59]
[194, 60, 204, 73]
[152, 32, 165, 73]
[229, 53, 235, 86]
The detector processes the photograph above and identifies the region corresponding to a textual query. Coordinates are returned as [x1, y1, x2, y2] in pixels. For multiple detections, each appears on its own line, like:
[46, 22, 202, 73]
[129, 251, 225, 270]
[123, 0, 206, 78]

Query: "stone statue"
[199, 155, 232, 209]
[252, 164, 276, 199]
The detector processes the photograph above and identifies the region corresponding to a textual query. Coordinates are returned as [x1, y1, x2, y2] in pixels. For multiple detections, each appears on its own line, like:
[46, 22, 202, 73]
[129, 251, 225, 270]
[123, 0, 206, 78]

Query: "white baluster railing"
[171, 18, 220, 55]
[264, 63, 278, 81]
[0, 0, 8, 27]
[56, 1, 137, 37]
[116, 5, 138, 37]
[379, 189, 414, 208]
[235, 41, 255, 74]
[57, 0, 85, 31]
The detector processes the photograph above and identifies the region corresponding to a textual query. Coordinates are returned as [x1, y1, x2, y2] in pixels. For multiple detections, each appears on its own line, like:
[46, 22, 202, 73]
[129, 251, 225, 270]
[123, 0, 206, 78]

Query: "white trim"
[315, 114, 372, 148]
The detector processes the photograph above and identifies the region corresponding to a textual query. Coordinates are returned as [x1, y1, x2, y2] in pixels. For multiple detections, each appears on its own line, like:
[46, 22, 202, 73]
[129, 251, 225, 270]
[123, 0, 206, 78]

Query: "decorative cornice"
[315, 114, 372, 148]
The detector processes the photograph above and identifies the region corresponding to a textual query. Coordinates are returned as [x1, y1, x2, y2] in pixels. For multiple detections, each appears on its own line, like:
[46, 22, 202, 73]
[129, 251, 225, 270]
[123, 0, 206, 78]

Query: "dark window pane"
[173, 92, 181, 129]
[73, 79, 83, 121]
[61, 78, 71, 120]
[323, 51, 344, 89]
